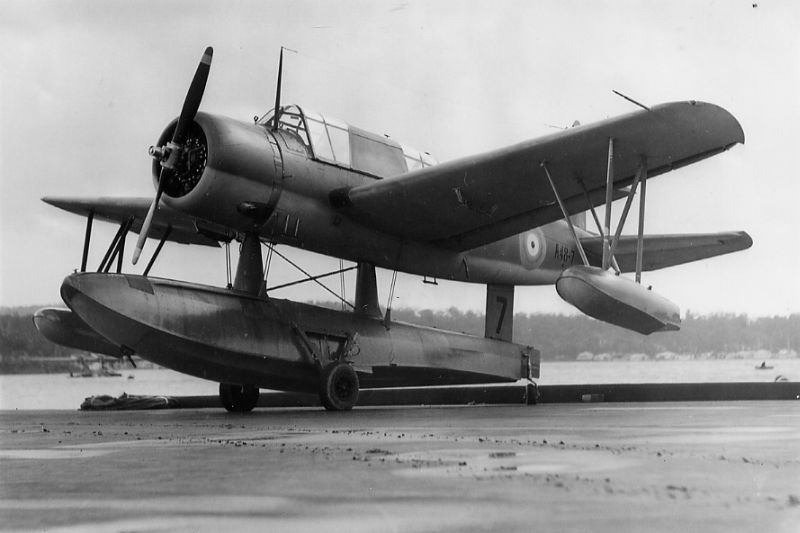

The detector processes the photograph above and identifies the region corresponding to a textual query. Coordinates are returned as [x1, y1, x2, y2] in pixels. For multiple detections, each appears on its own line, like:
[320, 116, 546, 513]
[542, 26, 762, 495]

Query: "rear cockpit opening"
[257, 105, 437, 178]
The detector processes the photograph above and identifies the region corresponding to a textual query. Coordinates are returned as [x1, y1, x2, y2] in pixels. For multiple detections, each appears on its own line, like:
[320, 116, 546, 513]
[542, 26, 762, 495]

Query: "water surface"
[1, 358, 796, 410]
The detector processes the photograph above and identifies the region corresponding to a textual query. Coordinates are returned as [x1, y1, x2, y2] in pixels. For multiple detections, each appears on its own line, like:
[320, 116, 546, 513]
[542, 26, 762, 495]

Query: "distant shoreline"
[2, 354, 797, 376]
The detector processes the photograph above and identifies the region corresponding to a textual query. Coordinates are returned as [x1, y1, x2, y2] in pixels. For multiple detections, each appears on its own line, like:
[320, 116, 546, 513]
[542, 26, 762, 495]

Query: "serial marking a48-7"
[37, 47, 752, 411]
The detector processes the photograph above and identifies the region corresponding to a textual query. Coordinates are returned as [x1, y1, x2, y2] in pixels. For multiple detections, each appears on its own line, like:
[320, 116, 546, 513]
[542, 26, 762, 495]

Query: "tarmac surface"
[1, 402, 799, 532]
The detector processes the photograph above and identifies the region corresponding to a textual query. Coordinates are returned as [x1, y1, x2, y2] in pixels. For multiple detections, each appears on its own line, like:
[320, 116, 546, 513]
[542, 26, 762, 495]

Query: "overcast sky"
[1, 0, 798, 317]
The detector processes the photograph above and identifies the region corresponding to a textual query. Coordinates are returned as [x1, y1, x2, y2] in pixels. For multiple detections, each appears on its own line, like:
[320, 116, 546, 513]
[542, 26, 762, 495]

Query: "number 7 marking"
[495, 295, 508, 335]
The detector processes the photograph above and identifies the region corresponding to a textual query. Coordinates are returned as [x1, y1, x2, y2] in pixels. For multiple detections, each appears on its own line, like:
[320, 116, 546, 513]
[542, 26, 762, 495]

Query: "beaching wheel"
[219, 383, 260, 412]
[319, 362, 359, 411]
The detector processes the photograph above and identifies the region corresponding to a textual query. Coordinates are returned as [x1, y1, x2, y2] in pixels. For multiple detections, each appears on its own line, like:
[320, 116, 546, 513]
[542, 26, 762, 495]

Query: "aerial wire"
[612, 90, 651, 112]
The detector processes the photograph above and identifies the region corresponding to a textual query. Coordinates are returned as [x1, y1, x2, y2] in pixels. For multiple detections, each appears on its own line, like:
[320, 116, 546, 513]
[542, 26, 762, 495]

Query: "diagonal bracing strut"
[541, 138, 648, 279]
[608, 161, 647, 263]
[539, 161, 590, 267]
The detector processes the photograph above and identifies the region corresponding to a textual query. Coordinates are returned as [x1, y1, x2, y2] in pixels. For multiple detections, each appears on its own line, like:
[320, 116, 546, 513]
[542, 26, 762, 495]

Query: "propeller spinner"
[133, 47, 213, 265]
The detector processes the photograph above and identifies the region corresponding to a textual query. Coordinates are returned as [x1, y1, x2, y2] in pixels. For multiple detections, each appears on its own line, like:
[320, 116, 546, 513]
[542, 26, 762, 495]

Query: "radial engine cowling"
[153, 112, 282, 232]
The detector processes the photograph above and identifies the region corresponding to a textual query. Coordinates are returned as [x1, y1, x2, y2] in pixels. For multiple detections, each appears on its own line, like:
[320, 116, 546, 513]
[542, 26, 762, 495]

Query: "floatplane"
[35, 47, 751, 411]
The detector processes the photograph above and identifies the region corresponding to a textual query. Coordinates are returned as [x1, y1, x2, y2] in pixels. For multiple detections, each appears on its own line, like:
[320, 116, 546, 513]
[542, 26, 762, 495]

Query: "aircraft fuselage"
[158, 112, 587, 286]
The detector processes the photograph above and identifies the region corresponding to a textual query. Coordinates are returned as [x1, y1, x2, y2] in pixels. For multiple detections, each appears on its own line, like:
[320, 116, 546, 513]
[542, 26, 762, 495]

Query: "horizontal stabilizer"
[42, 197, 221, 248]
[581, 231, 752, 272]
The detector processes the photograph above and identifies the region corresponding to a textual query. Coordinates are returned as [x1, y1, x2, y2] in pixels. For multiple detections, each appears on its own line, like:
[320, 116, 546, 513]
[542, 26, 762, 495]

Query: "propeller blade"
[132, 170, 166, 265]
[136, 47, 213, 265]
[172, 47, 213, 146]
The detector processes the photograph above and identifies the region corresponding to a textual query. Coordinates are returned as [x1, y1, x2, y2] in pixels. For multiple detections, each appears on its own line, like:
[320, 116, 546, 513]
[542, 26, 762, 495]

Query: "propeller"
[133, 47, 213, 265]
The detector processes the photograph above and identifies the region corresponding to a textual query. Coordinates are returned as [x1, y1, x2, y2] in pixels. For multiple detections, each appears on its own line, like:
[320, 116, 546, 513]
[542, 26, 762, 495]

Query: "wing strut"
[143, 226, 172, 277]
[539, 161, 590, 267]
[590, 134, 652, 284]
[554, 138, 647, 278]
[635, 170, 647, 283]
[603, 137, 615, 270]
[98, 217, 133, 273]
[81, 211, 94, 272]
[576, 177, 604, 238]
[553, 137, 680, 334]
[608, 162, 647, 263]
[575, 176, 621, 273]
[539, 137, 643, 273]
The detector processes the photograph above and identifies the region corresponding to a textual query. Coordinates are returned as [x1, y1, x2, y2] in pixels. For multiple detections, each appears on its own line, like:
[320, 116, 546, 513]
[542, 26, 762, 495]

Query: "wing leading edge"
[333, 101, 744, 251]
[42, 197, 221, 247]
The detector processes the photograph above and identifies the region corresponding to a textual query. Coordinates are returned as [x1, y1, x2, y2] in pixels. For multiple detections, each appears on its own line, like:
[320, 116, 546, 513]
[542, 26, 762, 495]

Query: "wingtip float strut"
[542, 136, 680, 334]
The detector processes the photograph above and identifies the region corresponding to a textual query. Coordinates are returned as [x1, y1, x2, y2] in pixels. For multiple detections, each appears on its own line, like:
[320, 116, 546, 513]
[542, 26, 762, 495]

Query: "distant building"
[655, 351, 677, 361]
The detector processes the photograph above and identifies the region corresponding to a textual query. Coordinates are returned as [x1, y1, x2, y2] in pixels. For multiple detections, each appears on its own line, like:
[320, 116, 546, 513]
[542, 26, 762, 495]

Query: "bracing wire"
[386, 269, 399, 313]
[263, 242, 275, 287]
[384, 244, 404, 324]
[382, 268, 400, 328]
[267, 266, 357, 292]
[265, 244, 354, 309]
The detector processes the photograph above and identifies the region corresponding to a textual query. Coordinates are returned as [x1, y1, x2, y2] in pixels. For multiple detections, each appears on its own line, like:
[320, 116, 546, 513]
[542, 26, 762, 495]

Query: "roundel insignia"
[519, 229, 547, 269]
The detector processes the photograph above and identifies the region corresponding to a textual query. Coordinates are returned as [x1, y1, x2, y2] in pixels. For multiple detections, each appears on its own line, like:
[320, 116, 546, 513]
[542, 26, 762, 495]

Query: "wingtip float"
[33, 307, 125, 358]
[556, 266, 680, 335]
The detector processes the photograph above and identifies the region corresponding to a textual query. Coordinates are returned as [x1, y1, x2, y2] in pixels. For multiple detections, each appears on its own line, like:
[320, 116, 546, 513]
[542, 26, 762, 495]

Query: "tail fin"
[570, 211, 587, 231]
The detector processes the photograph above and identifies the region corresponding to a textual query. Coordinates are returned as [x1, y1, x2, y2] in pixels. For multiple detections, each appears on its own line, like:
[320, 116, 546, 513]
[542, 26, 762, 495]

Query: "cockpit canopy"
[258, 105, 436, 178]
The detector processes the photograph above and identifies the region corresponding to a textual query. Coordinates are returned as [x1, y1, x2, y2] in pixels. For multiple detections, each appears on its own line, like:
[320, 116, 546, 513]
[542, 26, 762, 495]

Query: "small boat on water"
[755, 361, 774, 370]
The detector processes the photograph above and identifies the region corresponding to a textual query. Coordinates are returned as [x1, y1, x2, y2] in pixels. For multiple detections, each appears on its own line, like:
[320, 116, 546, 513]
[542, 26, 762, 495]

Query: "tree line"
[0, 307, 74, 373]
[361, 307, 799, 360]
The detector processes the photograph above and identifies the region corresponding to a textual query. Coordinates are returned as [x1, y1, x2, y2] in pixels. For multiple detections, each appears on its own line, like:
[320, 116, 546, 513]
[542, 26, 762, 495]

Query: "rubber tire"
[219, 383, 260, 413]
[319, 363, 359, 411]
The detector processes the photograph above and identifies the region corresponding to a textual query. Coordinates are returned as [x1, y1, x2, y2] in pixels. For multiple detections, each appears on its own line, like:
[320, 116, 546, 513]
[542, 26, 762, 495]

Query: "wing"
[581, 231, 753, 272]
[42, 197, 221, 247]
[333, 101, 744, 251]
